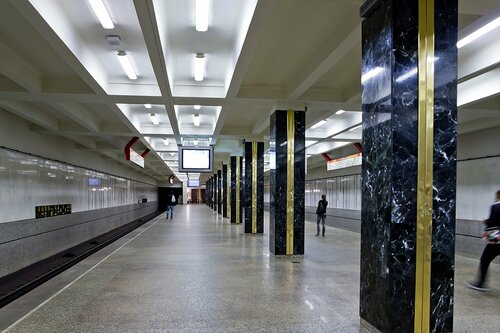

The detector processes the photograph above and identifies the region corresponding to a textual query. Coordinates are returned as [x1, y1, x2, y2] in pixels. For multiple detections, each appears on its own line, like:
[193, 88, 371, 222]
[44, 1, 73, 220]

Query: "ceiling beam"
[52, 102, 100, 132]
[133, 0, 180, 142]
[286, 24, 361, 100]
[0, 101, 59, 131]
[211, 0, 278, 144]
[0, 40, 42, 92]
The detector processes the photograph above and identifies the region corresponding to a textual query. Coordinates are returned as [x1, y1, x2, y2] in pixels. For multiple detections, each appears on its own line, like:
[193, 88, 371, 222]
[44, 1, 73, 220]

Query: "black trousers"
[479, 244, 500, 284]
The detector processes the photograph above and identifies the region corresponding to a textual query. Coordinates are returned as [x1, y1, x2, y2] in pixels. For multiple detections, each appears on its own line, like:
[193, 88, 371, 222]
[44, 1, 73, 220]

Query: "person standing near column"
[316, 194, 328, 237]
[467, 190, 500, 291]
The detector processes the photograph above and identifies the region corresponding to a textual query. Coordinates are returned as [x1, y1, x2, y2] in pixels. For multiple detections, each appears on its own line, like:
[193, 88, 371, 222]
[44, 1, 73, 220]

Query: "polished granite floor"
[0, 205, 499, 333]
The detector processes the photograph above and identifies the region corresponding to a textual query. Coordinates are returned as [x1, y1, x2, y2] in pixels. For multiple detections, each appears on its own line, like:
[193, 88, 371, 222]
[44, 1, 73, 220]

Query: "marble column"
[217, 169, 222, 214]
[206, 180, 209, 207]
[209, 178, 213, 209]
[244, 142, 264, 234]
[359, 1, 457, 332]
[213, 173, 217, 212]
[222, 164, 229, 218]
[269, 110, 305, 256]
[230, 156, 243, 224]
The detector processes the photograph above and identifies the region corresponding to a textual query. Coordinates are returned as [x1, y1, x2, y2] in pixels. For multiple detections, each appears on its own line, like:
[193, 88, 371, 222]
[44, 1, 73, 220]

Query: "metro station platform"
[0, 205, 498, 333]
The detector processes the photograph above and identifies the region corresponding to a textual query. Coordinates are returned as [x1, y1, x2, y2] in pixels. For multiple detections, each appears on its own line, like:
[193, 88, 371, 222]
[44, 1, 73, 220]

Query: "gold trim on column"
[227, 166, 230, 217]
[415, 1, 434, 332]
[286, 110, 295, 255]
[252, 142, 257, 233]
[236, 156, 241, 224]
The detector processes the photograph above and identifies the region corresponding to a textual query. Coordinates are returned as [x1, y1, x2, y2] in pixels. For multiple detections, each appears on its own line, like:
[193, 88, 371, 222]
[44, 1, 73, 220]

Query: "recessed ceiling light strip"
[194, 53, 205, 81]
[117, 51, 137, 80]
[88, 0, 114, 29]
[196, 0, 210, 32]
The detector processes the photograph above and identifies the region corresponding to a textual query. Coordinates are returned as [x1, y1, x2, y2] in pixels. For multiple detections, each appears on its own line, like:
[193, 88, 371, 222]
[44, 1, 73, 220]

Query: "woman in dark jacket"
[316, 194, 328, 237]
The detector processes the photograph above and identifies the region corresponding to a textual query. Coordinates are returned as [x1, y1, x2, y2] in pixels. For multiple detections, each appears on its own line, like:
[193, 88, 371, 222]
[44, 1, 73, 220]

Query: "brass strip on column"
[236, 156, 241, 224]
[286, 110, 295, 255]
[227, 167, 230, 217]
[415, 0, 434, 332]
[252, 142, 257, 233]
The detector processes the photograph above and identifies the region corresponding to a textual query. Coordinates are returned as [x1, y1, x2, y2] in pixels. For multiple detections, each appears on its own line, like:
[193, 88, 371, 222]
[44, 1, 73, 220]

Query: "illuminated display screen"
[179, 147, 213, 172]
[188, 179, 200, 187]
[88, 178, 101, 186]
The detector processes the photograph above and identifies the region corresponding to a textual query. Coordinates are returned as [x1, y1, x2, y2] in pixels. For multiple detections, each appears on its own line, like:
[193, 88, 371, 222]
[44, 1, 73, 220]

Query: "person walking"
[166, 191, 177, 220]
[467, 190, 500, 291]
[316, 194, 328, 237]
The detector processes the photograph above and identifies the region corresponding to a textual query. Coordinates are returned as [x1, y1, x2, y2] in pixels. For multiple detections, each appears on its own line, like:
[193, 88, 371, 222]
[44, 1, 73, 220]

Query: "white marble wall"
[0, 148, 158, 223]
[457, 156, 500, 221]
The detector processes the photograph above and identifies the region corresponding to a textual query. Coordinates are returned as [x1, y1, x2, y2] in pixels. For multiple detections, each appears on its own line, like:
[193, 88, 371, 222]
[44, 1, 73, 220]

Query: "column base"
[272, 254, 304, 261]
[360, 318, 381, 333]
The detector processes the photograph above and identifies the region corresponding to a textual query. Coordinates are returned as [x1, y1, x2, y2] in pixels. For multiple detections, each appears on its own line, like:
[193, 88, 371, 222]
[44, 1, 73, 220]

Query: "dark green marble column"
[230, 156, 243, 224]
[360, 0, 457, 332]
[217, 169, 222, 215]
[269, 110, 305, 257]
[222, 164, 229, 218]
[213, 173, 217, 212]
[244, 142, 264, 234]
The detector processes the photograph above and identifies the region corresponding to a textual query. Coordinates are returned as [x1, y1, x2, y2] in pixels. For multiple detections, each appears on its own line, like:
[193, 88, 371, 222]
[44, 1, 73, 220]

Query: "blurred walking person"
[467, 190, 500, 291]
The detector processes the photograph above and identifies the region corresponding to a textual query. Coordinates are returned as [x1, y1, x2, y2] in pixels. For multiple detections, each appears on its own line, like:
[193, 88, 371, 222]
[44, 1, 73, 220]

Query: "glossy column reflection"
[222, 164, 228, 218]
[213, 173, 217, 212]
[217, 169, 222, 215]
[269, 110, 305, 256]
[359, 1, 457, 332]
[244, 142, 264, 234]
[230, 156, 243, 224]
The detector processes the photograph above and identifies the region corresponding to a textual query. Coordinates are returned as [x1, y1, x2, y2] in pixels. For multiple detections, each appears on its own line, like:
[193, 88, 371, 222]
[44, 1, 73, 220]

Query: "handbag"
[482, 227, 500, 244]
[316, 201, 325, 215]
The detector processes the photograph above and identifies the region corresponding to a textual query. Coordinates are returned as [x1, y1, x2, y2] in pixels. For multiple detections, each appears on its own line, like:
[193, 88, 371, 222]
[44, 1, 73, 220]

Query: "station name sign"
[327, 153, 362, 171]
[35, 204, 72, 219]
[128, 148, 145, 168]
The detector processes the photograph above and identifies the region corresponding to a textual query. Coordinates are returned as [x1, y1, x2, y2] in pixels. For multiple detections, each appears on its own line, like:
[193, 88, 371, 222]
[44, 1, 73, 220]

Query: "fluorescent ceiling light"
[163, 138, 169, 145]
[149, 113, 159, 125]
[117, 51, 137, 80]
[88, 0, 114, 29]
[361, 67, 383, 83]
[194, 105, 201, 110]
[193, 114, 200, 127]
[196, 0, 210, 32]
[349, 125, 362, 132]
[144, 104, 152, 109]
[311, 120, 327, 129]
[335, 110, 345, 115]
[457, 17, 500, 49]
[194, 53, 205, 81]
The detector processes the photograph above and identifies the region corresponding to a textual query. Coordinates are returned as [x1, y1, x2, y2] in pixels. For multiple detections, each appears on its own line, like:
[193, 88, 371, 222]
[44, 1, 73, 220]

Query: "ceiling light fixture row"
[194, 1, 209, 80]
[87, 1, 139, 81]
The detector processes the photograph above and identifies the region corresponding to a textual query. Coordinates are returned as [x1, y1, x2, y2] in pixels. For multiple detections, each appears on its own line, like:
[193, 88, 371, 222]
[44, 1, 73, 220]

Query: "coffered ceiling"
[0, 0, 499, 183]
